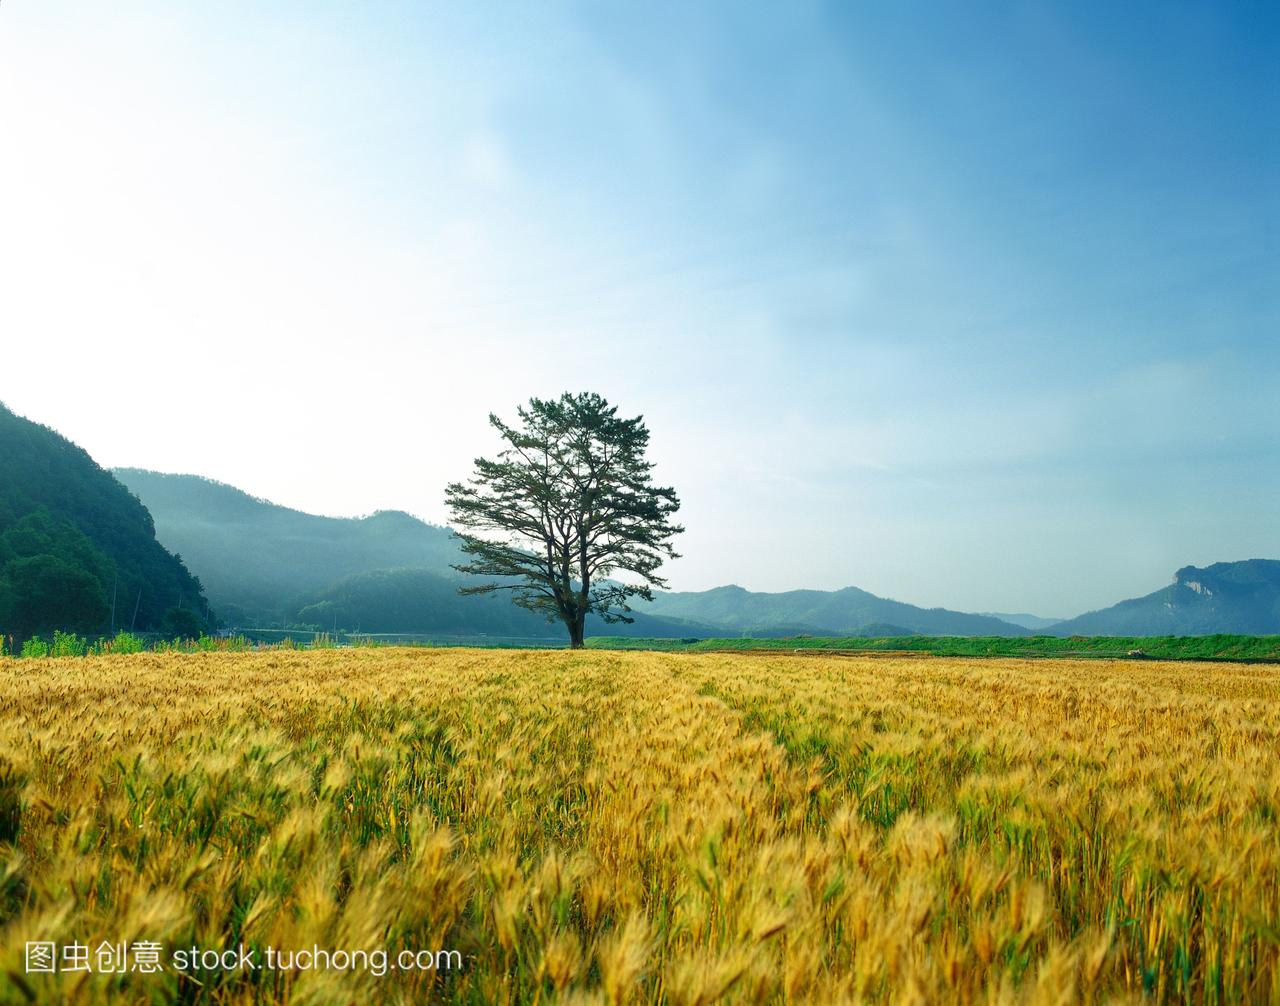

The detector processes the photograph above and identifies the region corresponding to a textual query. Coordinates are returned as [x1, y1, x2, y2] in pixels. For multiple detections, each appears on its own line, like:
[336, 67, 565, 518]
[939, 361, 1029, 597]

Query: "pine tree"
[445, 393, 683, 648]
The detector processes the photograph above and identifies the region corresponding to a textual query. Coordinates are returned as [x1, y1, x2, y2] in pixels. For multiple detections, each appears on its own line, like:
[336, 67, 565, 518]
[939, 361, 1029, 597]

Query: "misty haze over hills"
[113, 469, 465, 625]
[112, 470, 716, 638]
[116, 470, 1028, 636]
[979, 612, 1066, 631]
[116, 469, 1279, 638]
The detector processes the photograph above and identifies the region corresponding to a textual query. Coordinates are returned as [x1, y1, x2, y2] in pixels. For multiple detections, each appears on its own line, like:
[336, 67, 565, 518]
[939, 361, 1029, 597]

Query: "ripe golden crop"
[0, 649, 1277, 1004]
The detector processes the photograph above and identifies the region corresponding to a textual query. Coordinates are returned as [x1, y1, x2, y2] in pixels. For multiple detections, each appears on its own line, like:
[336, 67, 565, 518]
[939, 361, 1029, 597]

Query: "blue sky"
[0, 2, 1276, 615]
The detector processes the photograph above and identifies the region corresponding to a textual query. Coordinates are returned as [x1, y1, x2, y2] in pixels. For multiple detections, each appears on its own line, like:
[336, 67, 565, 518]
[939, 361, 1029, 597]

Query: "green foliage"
[151, 633, 232, 653]
[95, 631, 145, 655]
[19, 637, 49, 658]
[6, 629, 320, 658]
[49, 630, 89, 657]
[155, 633, 255, 653]
[162, 606, 205, 640]
[1, 553, 109, 641]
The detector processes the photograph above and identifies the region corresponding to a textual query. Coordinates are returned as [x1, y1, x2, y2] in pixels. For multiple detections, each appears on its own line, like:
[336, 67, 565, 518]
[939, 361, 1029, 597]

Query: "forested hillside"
[0, 404, 210, 641]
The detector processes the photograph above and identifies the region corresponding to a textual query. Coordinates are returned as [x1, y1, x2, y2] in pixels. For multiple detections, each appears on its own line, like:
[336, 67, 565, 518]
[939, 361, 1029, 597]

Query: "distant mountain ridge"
[643, 583, 1032, 637]
[113, 470, 465, 624]
[117, 469, 1279, 640]
[979, 612, 1066, 631]
[1048, 560, 1280, 636]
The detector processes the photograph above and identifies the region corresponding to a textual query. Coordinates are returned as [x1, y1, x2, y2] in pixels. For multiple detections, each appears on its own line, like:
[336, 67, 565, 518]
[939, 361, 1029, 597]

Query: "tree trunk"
[568, 612, 586, 649]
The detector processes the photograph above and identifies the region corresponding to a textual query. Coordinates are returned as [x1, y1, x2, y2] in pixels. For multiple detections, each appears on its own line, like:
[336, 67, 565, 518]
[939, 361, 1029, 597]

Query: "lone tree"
[444, 392, 683, 648]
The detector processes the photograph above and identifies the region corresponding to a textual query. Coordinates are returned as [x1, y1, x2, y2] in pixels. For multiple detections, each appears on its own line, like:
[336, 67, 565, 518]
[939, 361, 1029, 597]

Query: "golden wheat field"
[0, 649, 1277, 1006]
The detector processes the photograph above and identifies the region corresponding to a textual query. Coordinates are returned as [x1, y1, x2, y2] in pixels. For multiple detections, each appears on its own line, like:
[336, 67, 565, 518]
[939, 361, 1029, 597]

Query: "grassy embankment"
[10, 630, 1278, 662]
[587, 633, 1280, 661]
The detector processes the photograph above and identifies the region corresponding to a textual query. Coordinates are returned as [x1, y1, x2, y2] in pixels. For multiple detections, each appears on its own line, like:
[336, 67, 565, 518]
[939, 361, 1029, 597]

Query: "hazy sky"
[1, 2, 1276, 616]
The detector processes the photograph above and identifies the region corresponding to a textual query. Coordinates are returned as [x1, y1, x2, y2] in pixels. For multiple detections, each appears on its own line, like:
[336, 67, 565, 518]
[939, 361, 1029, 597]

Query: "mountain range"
[3, 400, 1272, 644]
[1, 400, 1272, 642]
[115, 470, 1031, 636]
[644, 584, 1030, 636]
[114, 468, 1280, 638]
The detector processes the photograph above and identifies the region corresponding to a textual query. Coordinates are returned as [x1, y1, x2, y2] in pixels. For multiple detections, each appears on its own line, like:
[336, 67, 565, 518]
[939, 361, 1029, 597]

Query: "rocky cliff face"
[1051, 560, 1280, 636]
[1176, 570, 1212, 597]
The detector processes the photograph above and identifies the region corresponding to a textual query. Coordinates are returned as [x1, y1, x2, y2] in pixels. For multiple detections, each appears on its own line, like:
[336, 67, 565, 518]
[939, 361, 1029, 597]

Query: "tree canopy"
[444, 392, 683, 647]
